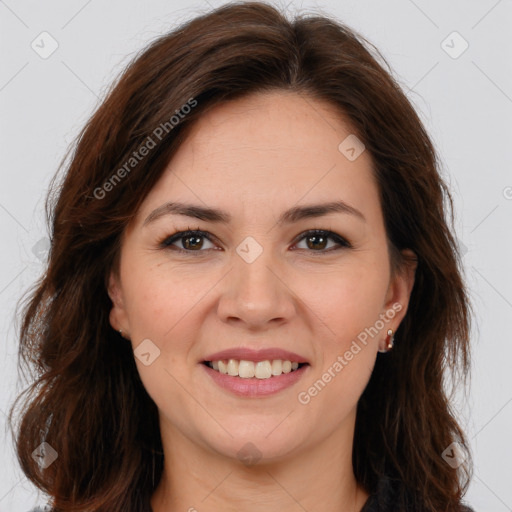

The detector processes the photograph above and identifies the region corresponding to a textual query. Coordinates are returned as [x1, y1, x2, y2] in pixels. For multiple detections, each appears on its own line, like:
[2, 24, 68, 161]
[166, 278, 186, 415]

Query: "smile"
[201, 360, 310, 397]
[203, 359, 308, 379]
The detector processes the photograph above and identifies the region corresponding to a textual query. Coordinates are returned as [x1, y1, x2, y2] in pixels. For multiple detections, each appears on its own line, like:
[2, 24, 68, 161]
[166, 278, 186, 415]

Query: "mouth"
[200, 359, 310, 397]
[200, 347, 311, 397]
[202, 359, 309, 379]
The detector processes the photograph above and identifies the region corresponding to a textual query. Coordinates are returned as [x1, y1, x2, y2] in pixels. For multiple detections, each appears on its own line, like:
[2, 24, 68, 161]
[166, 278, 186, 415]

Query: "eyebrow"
[143, 200, 366, 227]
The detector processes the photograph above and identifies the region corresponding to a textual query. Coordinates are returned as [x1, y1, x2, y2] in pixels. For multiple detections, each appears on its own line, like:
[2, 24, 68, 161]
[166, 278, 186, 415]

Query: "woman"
[11, 2, 475, 511]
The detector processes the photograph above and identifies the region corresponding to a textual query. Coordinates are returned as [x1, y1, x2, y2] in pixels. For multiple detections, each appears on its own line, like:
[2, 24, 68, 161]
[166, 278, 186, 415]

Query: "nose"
[216, 244, 297, 330]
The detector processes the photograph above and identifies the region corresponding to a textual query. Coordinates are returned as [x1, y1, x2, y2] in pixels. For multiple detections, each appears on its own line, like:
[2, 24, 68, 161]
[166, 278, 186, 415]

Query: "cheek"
[121, 265, 207, 417]
[296, 262, 389, 342]
[122, 256, 209, 336]
[296, 271, 381, 424]
[120, 258, 227, 397]
[307, 265, 387, 414]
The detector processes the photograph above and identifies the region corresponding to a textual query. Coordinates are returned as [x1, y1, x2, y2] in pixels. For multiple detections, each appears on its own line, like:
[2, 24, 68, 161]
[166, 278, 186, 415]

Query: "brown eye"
[293, 230, 351, 253]
[181, 234, 205, 250]
[304, 233, 329, 250]
[159, 228, 351, 255]
[160, 230, 216, 253]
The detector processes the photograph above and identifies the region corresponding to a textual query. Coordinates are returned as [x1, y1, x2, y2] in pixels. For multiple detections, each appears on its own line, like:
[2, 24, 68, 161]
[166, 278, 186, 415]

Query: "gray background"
[1, 0, 511, 510]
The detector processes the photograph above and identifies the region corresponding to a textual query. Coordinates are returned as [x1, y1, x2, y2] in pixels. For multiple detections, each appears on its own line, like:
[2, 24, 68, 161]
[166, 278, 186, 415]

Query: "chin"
[202, 425, 307, 465]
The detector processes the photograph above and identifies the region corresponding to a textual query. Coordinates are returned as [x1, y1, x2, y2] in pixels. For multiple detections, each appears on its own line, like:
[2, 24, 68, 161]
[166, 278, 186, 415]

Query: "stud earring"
[378, 329, 394, 353]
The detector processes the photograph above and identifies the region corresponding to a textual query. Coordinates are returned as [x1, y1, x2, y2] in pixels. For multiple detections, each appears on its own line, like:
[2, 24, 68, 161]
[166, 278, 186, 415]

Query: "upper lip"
[202, 347, 310, 364]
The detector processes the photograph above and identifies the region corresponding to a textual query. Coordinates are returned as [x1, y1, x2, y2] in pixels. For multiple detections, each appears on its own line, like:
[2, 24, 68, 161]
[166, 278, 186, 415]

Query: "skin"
[108, 91, 417, 512]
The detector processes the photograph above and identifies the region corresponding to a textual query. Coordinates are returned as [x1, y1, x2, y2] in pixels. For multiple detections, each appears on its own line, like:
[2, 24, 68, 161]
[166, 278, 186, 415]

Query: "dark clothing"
[28, 474, 475, 512]
[360, 474, 475, 512]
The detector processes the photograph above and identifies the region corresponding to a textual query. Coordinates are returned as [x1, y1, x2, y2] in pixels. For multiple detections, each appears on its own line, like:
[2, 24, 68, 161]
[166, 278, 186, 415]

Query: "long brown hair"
[8, 2, 473, 511]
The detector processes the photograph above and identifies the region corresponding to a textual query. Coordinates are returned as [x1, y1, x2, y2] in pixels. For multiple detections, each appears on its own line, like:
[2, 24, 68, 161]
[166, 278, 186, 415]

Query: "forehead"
[135, 91, 381, 228]
[181, 91, 361, 168]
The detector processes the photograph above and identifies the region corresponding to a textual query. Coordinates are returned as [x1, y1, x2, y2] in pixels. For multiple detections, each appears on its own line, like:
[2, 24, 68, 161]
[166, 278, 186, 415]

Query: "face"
[108, 91, 415, 465]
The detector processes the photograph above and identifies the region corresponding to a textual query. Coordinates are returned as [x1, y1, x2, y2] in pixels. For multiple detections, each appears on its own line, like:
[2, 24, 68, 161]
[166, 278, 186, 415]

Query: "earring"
[378, 329, 394, 353]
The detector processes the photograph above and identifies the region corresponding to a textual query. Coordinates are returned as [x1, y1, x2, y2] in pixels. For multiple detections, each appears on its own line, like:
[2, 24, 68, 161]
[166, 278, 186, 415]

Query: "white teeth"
[254, 361, 272, 379]
[218, 360, 228, 374]
[271, 359, 282, 375]
[207, 359, 304, 379]
[238, 360, 255, 378]
[227, 359, 238, 376]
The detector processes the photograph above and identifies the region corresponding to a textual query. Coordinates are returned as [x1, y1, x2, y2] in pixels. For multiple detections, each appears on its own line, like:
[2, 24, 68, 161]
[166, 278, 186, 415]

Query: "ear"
[107, 270, 129, 335]
[380, 249, 417, 349]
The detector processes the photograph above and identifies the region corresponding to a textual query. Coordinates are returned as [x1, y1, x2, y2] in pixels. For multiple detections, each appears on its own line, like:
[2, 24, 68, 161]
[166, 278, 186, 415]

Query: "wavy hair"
[9, 2, 473, 511]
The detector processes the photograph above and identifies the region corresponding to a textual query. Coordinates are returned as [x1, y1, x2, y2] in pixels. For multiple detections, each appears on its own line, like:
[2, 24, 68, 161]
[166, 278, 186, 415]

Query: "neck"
[150, 410, 370, 512]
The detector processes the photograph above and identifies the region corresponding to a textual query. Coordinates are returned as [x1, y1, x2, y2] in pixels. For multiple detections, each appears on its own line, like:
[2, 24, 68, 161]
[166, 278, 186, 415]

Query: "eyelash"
[158, 227, 352, 256]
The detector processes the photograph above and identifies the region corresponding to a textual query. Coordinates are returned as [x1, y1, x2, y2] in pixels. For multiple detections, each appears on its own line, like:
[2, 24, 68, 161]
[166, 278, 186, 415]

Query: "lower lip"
[201, 363, 309, 397]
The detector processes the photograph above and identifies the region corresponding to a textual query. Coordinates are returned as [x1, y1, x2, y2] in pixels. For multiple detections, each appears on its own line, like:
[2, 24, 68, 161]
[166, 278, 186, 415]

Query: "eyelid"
[158, 228, 352, 254]
[159, 228, 218, 253]
[291, 229, 352, 251]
